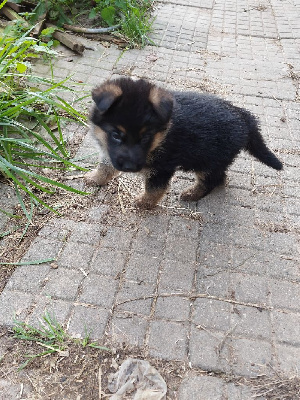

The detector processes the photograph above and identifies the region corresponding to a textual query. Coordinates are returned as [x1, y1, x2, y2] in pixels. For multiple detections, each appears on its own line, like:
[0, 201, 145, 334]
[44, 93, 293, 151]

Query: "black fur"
[89, 77, 282, 207]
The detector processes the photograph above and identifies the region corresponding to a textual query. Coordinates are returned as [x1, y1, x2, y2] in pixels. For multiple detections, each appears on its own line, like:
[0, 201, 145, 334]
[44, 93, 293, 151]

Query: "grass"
[0, 23, 90, 220]
[29, 0, 155, 48]
[13, 311, 111, 370]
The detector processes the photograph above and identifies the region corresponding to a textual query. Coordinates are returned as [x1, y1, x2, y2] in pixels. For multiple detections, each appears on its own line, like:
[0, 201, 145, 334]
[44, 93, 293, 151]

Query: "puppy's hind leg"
[84, 160, 119, 186]
[180, 170, 226, 201]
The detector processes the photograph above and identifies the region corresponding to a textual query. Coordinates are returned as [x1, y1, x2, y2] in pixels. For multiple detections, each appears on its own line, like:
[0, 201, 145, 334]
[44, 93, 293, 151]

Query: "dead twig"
[115, 292, 272, 311]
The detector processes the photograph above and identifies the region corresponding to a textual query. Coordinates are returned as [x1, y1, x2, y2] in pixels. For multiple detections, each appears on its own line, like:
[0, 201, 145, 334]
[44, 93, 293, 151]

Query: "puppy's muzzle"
[116, 157, 143, 172]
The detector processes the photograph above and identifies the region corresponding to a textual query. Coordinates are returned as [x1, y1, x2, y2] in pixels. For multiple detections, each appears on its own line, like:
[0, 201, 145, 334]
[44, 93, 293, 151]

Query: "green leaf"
[101, 6, 116, 26]
[41, 27, 56, 37]
[88, 9, 97, 19]
[16, 62, 27, 73]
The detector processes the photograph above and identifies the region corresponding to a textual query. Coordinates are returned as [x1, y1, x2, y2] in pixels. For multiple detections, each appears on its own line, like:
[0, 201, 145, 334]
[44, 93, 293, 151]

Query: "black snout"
[116, 157, 143, 172]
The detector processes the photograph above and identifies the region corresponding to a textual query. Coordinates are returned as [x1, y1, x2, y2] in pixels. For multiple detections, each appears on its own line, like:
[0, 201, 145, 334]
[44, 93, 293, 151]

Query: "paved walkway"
[1, 0, 300, 398]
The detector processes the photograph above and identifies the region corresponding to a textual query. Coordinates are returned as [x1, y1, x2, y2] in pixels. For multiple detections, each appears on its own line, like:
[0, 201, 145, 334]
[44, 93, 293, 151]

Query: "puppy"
[85, 77, 282, 209]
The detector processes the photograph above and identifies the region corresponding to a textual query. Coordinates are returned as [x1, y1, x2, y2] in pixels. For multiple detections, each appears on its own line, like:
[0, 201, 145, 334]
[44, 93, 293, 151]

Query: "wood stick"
[31, 12, 47, 37]
[45, 23, 85, 54]
[1, 6, 30, 28]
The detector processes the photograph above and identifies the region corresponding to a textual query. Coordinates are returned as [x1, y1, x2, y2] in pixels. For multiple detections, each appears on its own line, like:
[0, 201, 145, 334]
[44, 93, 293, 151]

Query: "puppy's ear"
[149, 86, 174, 123]
[92, 83, 122, 114]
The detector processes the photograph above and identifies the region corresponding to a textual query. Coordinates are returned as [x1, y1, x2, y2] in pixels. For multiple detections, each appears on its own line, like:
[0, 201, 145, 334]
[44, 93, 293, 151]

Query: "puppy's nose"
[121, 160, 138, 172]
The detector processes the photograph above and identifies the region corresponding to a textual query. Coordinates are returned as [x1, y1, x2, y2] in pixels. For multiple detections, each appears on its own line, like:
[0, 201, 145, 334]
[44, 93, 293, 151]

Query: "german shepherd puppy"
[85, 77, 282, 209]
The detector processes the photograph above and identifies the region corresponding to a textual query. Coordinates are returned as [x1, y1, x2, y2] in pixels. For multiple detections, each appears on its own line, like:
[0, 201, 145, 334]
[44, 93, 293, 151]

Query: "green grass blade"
[0, 258, 56, 266]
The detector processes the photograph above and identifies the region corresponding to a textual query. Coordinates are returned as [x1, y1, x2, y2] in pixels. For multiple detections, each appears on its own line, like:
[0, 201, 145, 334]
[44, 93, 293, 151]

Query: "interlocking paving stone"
[67, 306, 109, 339]
[110, 314, 147, 346]
[125, 253, 161, 284]
[231, 338, 273, 377]
[149, 320, 188, 360]
[155, 296, 191, 321]
[79, 274, 118, 308]
[41, 267, 83, 301]
[0, 290, 34, 326]
[189, 327, 231, 372]
[91, 248, 128, 277]
[178, 376, 224, 400]
[6, 264, 51, 292]
[1, 0, 300, 396]
[57, 241, 95, 270]
[28, 297, 72, 328]
[116, 281, 155, 316]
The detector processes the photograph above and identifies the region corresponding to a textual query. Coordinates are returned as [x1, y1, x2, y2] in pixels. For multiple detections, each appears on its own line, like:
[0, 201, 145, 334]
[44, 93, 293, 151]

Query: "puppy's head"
[90, 78, 173, 172]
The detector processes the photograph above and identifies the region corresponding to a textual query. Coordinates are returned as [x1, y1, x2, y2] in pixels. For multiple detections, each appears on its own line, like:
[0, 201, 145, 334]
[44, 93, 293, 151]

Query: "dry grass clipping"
[240, 374, 300, 399]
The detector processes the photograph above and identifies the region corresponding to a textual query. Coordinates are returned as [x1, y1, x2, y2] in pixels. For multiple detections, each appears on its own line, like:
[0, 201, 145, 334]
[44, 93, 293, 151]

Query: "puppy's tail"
[242, 110, 283, 170]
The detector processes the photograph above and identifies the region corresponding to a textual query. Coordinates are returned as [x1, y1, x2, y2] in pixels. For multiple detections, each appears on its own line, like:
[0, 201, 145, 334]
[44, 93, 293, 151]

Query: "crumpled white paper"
[108, 358, 167, 400]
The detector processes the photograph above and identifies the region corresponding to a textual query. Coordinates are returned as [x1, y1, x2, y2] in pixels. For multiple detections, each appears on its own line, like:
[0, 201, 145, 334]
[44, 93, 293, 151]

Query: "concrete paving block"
[155, 296, 191, 321]
[79, 274, 118, 309]
[6, 264, 51, 293]
[116, 281, 155, 316]
[197, 242, 232, 271]
[226, 382, 265, 400]
[68, 305, 109, 339]
[125, 253, 161, 284]
[230, 247, 270, 276]
[276, 343, 300, 376]
[110, 314, 147, 346]
[21, 237, 63, 263]
[0, 290, 34, 326]
[269, 279, 300, 311]
[69, 222, 104, 244]
[192, 298, 231, 332]
[91, 247, 127, 276]
[28, 297, 72, 329]
[196, 272, 231, 299]
[159, 259, 195, 292]
[189, 327, 230, 373]
[164, 235, 198, 262]
[138, 214, 170, 236]
[232, 306, 271, 340]
[58, 241, 94, 270]
[231, 338, 272, 377]
[42, 267, 83, 301]
[231, 273, 269, 305]
[178, 375, 225, 400]
[272, 311, 300, 345]
[100, 226, 134, 250]
[168, 216, 200, 238]
[149, 320, 188, 361]
[37, 218, 75, 240]
[131, 231, 166, 257]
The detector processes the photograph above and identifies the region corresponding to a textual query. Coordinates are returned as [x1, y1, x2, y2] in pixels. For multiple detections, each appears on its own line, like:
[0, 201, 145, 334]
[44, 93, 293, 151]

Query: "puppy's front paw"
[84, 165, 117, 186]
[180, 186, 206, 201]
[134, 195, 157, 210]
[84, 168, 108, 186]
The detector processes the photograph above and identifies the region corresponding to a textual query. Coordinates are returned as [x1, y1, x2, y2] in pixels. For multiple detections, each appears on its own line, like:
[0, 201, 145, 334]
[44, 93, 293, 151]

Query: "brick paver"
[1, 0, 300, 397]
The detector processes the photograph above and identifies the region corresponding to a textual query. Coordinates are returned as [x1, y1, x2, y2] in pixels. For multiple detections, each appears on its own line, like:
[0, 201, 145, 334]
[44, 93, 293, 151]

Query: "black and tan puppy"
[85, 77, 282, 209]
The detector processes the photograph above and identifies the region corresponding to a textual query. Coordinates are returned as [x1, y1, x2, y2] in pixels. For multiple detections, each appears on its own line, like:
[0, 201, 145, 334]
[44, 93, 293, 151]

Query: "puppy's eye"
[111, 131, 122, 144]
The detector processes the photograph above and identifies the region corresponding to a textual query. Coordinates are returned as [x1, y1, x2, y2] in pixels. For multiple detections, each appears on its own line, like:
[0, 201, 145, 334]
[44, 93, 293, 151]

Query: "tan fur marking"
[92, 83, 122, 99]
[134, 187, 167, 210]
[180, 172, 207, 201]
[139, 126, 147, 136]
[84, 164, 118, 186]
[149, 131, 167, 153]
[149, 87, 161, 109]
[93, 125, 108, 150]
[149, 86, 173, 109]
[117, 125, 126, 134]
